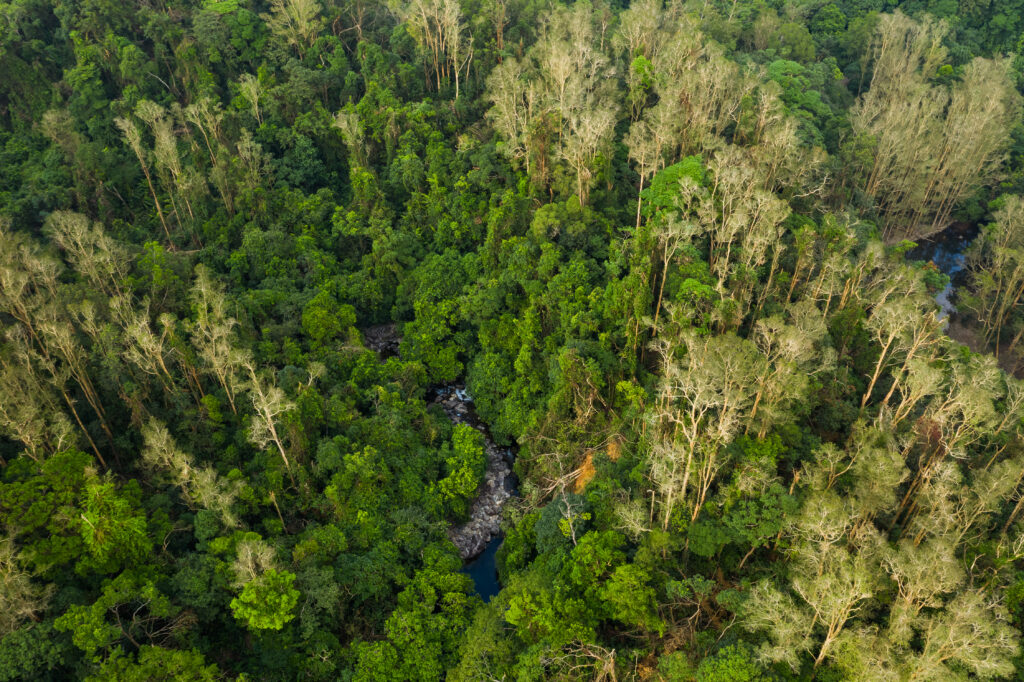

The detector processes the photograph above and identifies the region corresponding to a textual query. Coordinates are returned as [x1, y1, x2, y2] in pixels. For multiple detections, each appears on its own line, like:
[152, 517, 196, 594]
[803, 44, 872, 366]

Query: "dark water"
[462, 533, 502, 601]
[906, 223, 979, 321]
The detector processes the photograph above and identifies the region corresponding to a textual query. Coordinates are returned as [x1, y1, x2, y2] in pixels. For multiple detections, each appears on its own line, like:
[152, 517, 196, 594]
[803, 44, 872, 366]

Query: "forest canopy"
[2, 0, 1024, 679]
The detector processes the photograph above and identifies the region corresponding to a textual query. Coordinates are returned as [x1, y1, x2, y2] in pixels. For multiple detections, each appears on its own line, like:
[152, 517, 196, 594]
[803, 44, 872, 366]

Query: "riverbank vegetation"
[2, 0, 1024, 679]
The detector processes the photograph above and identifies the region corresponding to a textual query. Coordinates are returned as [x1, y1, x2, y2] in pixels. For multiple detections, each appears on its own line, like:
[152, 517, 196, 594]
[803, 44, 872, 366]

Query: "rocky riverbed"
[362, 323, 401, 357]
[432, 385, 516, 560]
[362, 323, 516, 563]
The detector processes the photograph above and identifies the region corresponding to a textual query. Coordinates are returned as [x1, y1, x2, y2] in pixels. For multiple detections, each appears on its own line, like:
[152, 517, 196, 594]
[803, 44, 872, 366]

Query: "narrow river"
[362, 225, 979, 602]
[448, 221, 975, 602]
[432, 385, 516, 602]
[906, 222, 979, 324]
[363, 324, 514, 601]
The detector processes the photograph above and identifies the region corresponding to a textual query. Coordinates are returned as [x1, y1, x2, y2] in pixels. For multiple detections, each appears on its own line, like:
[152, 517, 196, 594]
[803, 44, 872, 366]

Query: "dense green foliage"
[2, 0, 1024, 679]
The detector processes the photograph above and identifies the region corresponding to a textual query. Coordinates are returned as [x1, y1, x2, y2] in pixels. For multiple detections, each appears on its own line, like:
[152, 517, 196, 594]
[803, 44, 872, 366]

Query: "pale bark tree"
[619, 9, 777, 212]
[67, 299, 149, 427]
[188, 266, 247, 414]
[184, 97, 233, 214]
[612, 0, 668, 62]
[800, 424, 906, 537]
[743, 580, 814, 670]
[649, 329, 759, 527]
[789, 490, 855, 566]
[43, 211, 131, 299]
[4, 327, 105, 466]
[964, 195, 1024, 355]
[926, 354, 1002, 456]
[142, 419, 242, 527]
[828, 627, 900, 682]
[744, 88, 828, 195]
[141, 418, 192, 482]
[235, 130, 273, 195]
[0, 225, 107, 464]
[36, 306, 115, 449]
[643, 26, 758, 160]
[615, 0, 667, 121]
[231, 536, 277, 587]
[389, 0, 472, 97]
[442, 0, 472, 100]
[691, 148, 791, 305]
[884, 538, 964, 645]
[115, 115, 171, 241]
[561, 100, 617, 205]
[748, 303, 835, 437]
[854, 11, 947, 212]
[485, 2, 618, 204]
[135, 100, 197, 230]
[888, 358, 944, 427]
[183, 97, 225, 166]
[846, 426, 908, 521]
[0, 536, 53, 637]
[237, 74, 264, 127]
[902, 591, 1018, 681]
[745, 506, 882, 671]
[892, 356, 1003, 534]
[877, 309, 944, 410]
[0, 355, 77, 461]
[784, 224, 816, 304]
[905, 456, 1022, 549]
[0, 219, 64, 350]
[792, 541, 879, 669]
[484, 57, 536, 173]
[39, 109, 94, 207]
[914, 58, 1021, 233]
[244, 360, 296, 474]
[650, 197, 702, 331]
[624, 121, 661, 228]
[110, 296, 179, 396]
[860, 298, 935, 408]
[333, 106, 367, 166]
[852, 12, 1020, 240]
[261, 0, 324, 58]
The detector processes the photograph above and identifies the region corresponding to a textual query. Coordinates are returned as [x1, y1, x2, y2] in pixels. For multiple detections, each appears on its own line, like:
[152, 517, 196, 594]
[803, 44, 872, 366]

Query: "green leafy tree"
[434, 424, 486, 518]
[230, 568, 301, 631]
[77, 479, 153, 575]
[85, 646, 220, 682]
[696, 644, 769, 682]
[55, 571, 182, 661]
[302, 290, 356, 349]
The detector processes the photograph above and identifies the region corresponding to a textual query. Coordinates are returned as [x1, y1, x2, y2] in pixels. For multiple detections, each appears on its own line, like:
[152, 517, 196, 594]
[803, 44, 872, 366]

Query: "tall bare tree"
[485, 2, 618, 204]
[188, 266, 247, 414]
[852, 12, 1020, 240]
[963, 195, 1024, 356]
[389, 0, 472, 97]
[244, 360, 296, 475]
[261, 0, 324, 58]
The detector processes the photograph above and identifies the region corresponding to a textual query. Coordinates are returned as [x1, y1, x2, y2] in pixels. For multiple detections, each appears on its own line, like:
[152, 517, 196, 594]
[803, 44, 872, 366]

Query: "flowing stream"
[363, 224, 980, 601]
[363, 324, 515, 601]
[432, 385, 516, 601]
[906, 223, 979, 324]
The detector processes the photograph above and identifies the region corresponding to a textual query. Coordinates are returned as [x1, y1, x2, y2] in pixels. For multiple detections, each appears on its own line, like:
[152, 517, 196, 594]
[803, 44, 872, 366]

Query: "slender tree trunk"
[61, 390, 106, 468]
[139, 163, 172, 242]
[1002, 493, 1024, 534]
[862, 336, 896, 408]
[652, 242, 669, 332]
[635, 175, 645, 230]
